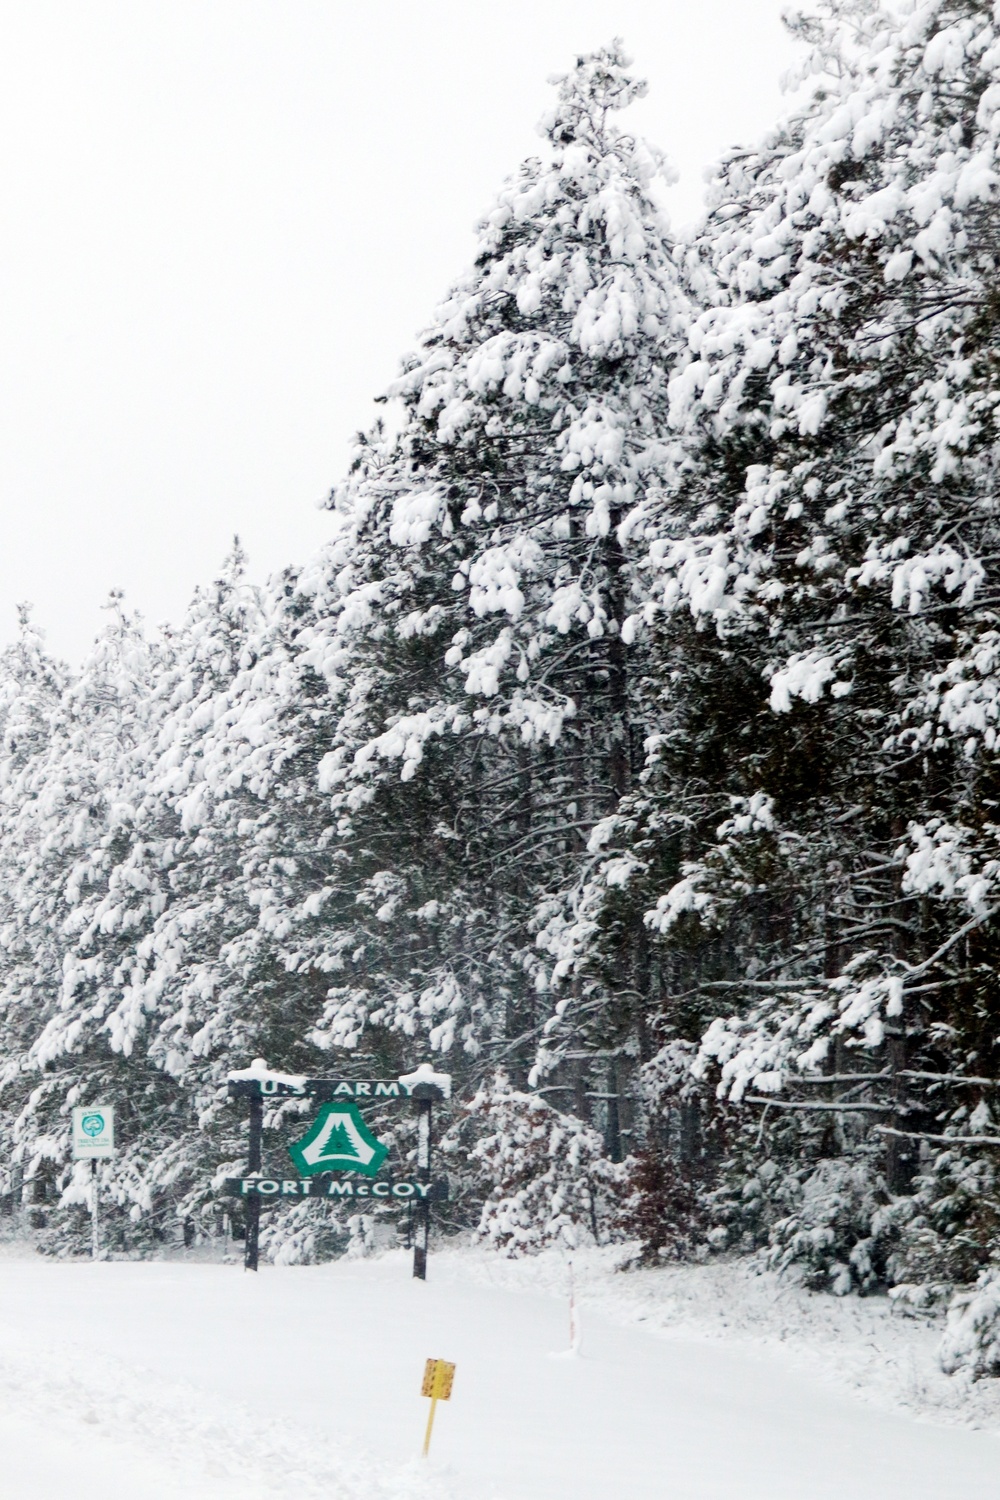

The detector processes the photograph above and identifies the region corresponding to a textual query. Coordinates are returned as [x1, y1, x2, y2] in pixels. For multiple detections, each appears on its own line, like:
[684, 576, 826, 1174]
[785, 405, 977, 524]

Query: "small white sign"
[72, 1106, 115, 1159]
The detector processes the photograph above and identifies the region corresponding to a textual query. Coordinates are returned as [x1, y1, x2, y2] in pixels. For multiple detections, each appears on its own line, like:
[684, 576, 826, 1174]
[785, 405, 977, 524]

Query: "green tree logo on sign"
[320, 1121, 357, 1159]
[288, 1102, 389, 1177]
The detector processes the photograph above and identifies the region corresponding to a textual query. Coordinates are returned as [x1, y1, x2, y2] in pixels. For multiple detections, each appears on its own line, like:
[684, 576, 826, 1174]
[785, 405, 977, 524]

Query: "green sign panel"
[287, 1101, 389, 1178]
[223, 1176, 447, 1201]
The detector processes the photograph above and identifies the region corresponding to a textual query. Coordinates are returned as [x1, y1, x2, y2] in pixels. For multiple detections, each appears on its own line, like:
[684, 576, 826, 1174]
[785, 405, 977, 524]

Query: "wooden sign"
[226, 1061, 451, 1278]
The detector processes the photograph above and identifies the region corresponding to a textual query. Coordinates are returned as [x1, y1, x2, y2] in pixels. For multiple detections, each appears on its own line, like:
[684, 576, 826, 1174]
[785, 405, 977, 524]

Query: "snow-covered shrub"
[345, 1213, 377, 1259]
[469, 1074, 625, 1255]
[701, 1154, 798, 1255]
[259, 1202, 349, 1266]
[766, 1159, 897, 1295]
[940, 1271, 1000, 1379]
[888, 1151, 999, 1303]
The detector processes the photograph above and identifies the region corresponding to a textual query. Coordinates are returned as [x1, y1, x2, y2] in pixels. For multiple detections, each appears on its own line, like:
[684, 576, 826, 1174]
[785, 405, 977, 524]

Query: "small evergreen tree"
[468, 1072, 624, 1253]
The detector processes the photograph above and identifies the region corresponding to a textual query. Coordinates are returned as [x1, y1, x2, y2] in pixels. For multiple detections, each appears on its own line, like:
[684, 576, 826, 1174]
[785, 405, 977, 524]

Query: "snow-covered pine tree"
[0, 607, 68, 1217]
[0, 596, 181, 1247]
[119, 547, 420, 1253]
[0, 553, 282, 1250]
[88, 545, 281, 1243]
[288, 44, 685, 1151]
[556, 0, 1000, 1302]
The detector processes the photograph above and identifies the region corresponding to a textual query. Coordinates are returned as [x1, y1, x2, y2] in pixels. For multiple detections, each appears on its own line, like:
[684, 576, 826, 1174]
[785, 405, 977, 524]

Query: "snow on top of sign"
[399, 1062, 452, 1097]
[227, 1058, 307, 1088]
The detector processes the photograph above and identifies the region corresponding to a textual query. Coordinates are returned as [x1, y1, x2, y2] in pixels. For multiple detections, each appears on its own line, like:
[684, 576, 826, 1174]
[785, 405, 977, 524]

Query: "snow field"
[0, 1248, 995, 1498]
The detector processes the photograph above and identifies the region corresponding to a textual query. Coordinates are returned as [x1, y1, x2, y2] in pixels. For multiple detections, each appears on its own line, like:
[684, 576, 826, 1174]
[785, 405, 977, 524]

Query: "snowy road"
[0, 1250, 994, 1499]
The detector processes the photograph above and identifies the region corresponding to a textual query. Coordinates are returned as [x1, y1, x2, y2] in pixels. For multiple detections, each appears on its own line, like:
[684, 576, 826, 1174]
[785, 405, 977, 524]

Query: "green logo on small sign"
[288, 1101, 389, 1178]
[81, 1113, 105, 1136]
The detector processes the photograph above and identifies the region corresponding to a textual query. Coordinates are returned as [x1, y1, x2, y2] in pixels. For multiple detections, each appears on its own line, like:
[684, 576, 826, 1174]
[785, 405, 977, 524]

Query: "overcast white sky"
[0, 1, 799, 661]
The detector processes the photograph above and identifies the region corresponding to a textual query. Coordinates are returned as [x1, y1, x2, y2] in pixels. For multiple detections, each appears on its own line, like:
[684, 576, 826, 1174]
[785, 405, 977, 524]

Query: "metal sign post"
[226, 1063, 450, 1276]
[71, 1106, 115, 1261]
[91, 1160, 99, 1260]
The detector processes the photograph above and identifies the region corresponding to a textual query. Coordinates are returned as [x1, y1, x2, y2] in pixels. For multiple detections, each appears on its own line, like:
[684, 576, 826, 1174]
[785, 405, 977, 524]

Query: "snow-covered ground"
[0, 1245, 996, 1498]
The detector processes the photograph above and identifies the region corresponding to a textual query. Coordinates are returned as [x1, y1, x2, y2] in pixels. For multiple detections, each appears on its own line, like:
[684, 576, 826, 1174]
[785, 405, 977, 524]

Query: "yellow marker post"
[420, 1357, 455, 1456]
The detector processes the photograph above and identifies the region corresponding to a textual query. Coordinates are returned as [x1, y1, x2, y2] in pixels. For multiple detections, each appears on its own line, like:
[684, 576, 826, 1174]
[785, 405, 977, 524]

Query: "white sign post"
[72, 1107, 115, 1260]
